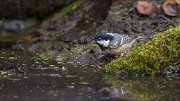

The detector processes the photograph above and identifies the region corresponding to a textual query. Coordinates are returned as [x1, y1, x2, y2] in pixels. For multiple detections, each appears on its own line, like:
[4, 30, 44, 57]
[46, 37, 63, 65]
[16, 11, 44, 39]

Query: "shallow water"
[0, 68, 106, 101]
[0, 50, 100, 101]
[0, 50, 180, 101]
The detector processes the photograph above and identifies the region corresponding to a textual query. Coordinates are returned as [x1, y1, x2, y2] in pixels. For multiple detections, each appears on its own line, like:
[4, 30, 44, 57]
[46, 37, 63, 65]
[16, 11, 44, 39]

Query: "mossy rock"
[105, 26, 180, 76]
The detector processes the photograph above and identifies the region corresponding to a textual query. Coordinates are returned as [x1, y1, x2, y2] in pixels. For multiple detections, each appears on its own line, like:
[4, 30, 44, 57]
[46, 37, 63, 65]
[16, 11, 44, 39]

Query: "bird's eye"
[98, 38, 101, 40]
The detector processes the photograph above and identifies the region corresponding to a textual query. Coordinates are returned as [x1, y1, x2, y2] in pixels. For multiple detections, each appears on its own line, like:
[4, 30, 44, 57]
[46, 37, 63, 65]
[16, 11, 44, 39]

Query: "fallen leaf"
[136, 1, 157, 15]
[163, 0, 180, 16]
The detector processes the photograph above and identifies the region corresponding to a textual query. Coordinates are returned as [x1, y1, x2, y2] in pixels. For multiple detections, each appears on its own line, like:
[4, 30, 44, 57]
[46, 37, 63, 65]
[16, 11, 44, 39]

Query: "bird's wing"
[108, 33, 122, 48]
[109, 40, 121, 48]
[120, 35, 132, 45]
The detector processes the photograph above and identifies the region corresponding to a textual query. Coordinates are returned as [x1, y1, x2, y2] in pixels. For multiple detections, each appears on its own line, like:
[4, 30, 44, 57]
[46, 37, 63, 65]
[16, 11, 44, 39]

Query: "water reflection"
[105, 76, 180, 101]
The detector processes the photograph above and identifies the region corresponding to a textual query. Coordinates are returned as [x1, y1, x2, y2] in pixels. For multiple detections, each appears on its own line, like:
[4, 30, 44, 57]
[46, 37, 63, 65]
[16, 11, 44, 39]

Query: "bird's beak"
[89, 39, 96, 44]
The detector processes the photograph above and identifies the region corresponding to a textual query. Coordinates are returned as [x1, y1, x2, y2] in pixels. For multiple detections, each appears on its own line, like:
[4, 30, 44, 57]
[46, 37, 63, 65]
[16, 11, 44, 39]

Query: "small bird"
[93, 32, 146, 56]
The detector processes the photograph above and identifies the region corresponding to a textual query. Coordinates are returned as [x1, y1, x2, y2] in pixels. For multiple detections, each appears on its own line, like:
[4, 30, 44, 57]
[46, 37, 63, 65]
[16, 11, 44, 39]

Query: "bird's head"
[93, 32, 114, 50]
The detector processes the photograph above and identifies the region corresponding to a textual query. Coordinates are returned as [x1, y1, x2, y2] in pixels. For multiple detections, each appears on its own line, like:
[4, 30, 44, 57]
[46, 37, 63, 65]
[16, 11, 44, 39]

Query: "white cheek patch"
[97, 40, 110, 47]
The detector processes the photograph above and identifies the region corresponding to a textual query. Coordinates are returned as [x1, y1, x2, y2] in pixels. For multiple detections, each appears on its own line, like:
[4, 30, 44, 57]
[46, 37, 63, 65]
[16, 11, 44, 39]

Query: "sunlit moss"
[9, 56, 18, 60]
[0, 71, 6, 75]
[105, 26, 180, 76]
[80, 81, 89, 85]
[0, 71, 13, 79]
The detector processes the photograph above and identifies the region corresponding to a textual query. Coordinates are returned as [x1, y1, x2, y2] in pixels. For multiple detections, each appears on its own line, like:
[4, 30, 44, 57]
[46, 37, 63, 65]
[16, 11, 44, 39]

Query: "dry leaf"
[136, 1, 157, 15]
[163, 0, 180, 16]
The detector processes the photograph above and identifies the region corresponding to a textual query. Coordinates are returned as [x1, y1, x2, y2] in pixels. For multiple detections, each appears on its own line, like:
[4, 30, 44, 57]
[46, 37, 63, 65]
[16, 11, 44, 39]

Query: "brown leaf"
[136, 1, 157, 15]
[163, 0, 180, 16]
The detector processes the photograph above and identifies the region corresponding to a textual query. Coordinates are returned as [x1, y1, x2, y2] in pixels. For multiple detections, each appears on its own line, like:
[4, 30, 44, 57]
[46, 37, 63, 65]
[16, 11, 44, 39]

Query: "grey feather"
[108, 33, 132, 48]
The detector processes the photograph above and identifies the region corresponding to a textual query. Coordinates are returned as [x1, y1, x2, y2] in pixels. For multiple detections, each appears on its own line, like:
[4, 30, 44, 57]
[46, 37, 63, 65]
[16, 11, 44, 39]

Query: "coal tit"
[93, 32, 146, 56]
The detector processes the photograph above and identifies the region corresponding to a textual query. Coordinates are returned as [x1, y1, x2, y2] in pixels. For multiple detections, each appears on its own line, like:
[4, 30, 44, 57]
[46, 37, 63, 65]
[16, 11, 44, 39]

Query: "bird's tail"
[135, 35, 151, 40]
[129, 35, 151, 46]
[89, 38, 96, 44]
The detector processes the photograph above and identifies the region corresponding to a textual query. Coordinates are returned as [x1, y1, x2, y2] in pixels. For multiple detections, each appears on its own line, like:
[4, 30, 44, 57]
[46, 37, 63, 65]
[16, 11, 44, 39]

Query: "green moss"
[105, 26, 180, 76]
[52, 0, 84, 21]
[0, 71, 13, 79]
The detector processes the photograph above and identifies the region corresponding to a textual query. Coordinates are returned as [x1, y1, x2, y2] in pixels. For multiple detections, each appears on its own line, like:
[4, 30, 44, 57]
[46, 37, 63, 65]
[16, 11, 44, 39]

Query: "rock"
[0, 19, 37, 33]
[164, 65, 180, 78]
